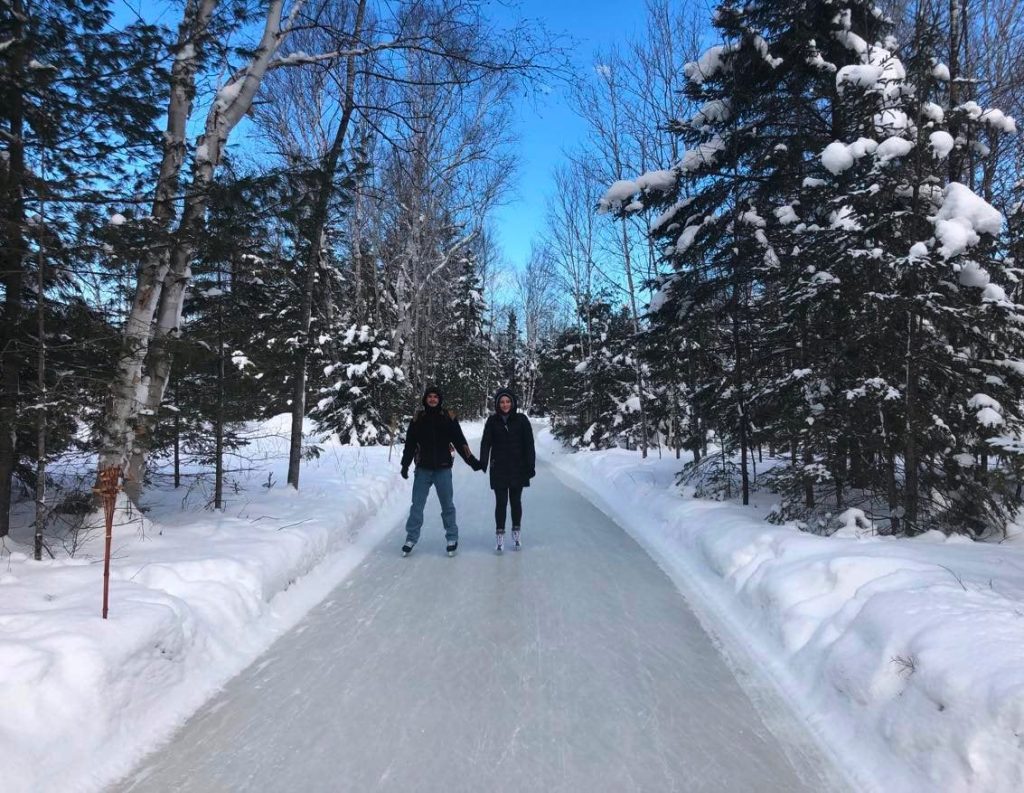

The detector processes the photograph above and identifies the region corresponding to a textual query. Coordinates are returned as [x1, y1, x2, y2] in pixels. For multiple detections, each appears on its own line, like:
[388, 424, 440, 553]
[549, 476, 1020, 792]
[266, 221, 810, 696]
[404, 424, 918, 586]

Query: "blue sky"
[486, 0, 652, 270]
[113, 0, 658, 269]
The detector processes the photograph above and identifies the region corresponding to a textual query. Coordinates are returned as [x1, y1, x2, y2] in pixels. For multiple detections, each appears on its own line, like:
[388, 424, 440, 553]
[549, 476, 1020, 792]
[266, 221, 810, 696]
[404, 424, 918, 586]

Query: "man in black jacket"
[400, 386, 481, 556]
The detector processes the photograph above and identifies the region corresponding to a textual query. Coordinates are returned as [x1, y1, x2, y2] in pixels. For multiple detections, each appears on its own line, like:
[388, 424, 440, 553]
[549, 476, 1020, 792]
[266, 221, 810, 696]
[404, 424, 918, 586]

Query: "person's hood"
[493, 387, 518, 415]
[422, 385, 444, 409]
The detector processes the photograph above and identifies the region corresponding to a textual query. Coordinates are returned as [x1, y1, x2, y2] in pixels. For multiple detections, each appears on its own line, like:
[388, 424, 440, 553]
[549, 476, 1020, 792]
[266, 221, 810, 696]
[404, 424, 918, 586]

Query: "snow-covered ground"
[4, 417, 1022, 792]
[538, 428, 1024, 793]
[107, 449, 840, 793]
[1, 416, 420, 793]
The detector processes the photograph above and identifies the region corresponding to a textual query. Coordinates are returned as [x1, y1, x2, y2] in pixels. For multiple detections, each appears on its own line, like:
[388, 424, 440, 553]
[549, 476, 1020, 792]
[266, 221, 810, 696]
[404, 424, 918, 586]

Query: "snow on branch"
[266, 39, 409, 71]
[931, 182, 1003, 258]
[598, 169, 678, 214]
[683, 43, 737, 85]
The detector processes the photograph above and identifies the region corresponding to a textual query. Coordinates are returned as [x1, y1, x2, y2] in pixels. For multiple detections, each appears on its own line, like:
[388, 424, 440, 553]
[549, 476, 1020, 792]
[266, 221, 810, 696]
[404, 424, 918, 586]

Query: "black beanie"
[422, 386, 443, 408]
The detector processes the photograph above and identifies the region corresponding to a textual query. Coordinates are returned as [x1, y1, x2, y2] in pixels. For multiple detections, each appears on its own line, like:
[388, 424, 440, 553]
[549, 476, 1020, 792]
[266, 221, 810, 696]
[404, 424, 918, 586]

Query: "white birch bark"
[97, 0, 218, 491]
[126, 0, 306, 490]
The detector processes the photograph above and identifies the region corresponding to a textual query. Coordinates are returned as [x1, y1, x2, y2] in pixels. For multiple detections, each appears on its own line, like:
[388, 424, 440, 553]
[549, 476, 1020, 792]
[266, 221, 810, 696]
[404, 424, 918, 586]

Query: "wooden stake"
[95, 466, 121, 619]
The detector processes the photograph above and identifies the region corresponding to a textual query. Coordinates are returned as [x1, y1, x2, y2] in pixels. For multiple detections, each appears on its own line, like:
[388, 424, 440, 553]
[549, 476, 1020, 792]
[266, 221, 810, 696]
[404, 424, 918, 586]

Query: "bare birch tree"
[100, 0, 348, 498]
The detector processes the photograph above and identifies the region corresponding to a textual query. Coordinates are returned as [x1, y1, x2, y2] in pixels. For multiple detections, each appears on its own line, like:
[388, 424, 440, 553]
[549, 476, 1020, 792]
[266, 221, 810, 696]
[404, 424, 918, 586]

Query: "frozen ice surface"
[110, 463, 842, 792]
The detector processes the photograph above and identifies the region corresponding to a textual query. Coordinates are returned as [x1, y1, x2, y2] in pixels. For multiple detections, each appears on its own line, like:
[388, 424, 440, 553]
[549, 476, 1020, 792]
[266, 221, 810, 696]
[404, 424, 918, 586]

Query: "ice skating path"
[113, 460, 844, 793]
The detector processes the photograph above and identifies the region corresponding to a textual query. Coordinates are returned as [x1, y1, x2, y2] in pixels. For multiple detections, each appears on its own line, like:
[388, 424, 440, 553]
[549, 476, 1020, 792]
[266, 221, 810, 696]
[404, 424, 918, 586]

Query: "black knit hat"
[422, 385, 443, 408]
[493, 387, 517, 413]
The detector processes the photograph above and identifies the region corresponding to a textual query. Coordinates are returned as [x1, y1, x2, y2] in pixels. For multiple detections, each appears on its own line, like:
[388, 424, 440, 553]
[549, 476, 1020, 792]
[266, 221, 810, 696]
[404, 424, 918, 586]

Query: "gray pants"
[404, 467, 458, 543]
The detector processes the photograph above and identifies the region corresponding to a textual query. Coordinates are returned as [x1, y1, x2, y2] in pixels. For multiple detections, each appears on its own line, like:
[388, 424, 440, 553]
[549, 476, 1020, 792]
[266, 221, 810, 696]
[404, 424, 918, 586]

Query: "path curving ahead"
[111, 460, 843, 792]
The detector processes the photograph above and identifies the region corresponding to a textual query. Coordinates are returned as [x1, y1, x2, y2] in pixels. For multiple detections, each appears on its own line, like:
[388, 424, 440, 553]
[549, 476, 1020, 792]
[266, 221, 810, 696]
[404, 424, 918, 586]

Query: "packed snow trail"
[111, 460, 842, 792]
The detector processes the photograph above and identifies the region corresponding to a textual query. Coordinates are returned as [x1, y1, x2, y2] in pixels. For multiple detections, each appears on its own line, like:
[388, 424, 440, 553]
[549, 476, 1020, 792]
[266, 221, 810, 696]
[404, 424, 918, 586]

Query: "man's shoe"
[446, 540, 458, 557]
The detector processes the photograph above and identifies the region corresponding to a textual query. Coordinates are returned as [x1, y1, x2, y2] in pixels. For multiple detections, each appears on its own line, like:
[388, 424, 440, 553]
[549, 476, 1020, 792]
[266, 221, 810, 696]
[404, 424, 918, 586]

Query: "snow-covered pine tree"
[222, 171, 324, 426]
[157, 168, 283, 506]
[752, 4, 1023, 534]
[495, 308, 522, 394]
[639, 308, 694, 460]
[601, 0, 1024, 535]
[0, 0, 164, 533]
[433, 252, 490, 416]
[545, 301, 638, 449]
[311, 323, 405, 446]
[749, 3, 906, 518]
[602, 0, 868, 503]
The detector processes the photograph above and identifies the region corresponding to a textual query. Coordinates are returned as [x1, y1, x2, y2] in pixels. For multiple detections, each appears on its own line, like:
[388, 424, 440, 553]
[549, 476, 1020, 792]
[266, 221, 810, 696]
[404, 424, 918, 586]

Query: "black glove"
[528, 468, 536, 479]
[401, 466, 409, 480]
[469, 456, 482, 472]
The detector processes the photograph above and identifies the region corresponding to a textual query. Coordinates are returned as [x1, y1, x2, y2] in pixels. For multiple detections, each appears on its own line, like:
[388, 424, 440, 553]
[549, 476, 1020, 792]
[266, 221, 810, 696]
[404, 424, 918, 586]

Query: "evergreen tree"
[0, 0, 164, 532]
[496, 308, 521, 393]
[779, 6, 1024, 533]
[153, 169, 283, 505]
[434, 252, 490, 416]
[312, 323, 405, 445]
[603, 0, 1024, 535]
[544, 301, 638, 449]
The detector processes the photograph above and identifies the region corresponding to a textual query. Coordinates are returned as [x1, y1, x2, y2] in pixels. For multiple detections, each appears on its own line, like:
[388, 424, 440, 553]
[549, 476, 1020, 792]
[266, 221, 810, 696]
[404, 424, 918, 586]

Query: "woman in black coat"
[479, 387, 535, 552]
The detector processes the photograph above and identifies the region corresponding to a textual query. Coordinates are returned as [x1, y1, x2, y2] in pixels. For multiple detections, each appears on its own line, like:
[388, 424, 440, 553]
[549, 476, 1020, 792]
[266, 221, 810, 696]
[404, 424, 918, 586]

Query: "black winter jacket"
[480, 388, 535, 490]
[401, 406, 473, 471]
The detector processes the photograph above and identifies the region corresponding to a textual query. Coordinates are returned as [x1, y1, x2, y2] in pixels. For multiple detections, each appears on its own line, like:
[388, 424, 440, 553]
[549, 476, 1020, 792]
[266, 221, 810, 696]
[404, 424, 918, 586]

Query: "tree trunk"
[948, 0, 963, 182]
[835, 435, 847, 510]
[0, 0, 28, 536]
[287, 0, 366, 487]
[34, 185, 47, 560]
[800, 308, 814, 509]
[803, 442, 815, 509]
[904, 311, 920, 532]
[132, 0, 296, 494]
[173, 406, 181, 489]
[887, 446, 901, 535]
[97, 0, 217, 497]
[962, 0, 974, 189]
[214, 267, 225, 509]
[732, 291, 749, 506]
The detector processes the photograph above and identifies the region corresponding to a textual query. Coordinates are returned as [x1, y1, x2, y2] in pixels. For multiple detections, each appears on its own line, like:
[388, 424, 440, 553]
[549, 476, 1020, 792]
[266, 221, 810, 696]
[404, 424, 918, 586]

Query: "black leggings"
[494, 487, 523, 531]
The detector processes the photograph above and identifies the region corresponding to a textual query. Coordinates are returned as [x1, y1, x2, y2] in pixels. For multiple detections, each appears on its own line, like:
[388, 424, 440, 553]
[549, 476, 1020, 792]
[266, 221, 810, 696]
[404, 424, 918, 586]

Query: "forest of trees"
[0, 0, 556, 555]
[1, 0, 1022, 559]
[540, 0, 1024, 538]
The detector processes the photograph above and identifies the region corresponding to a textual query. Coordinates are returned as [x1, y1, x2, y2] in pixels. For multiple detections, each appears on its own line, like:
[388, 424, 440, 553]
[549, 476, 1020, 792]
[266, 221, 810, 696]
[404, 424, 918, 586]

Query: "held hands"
[468, 456, 483, 472]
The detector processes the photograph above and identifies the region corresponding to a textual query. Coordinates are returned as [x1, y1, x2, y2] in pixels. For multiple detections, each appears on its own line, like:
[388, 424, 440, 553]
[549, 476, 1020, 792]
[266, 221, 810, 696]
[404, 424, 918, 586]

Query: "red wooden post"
[95, 466, 121, 619]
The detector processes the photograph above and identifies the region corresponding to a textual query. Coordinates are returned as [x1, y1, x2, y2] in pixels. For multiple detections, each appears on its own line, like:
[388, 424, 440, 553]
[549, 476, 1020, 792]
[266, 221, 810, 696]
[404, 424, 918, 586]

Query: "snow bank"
[1, 417, 425, 793]
[538, 430, 1024, 793]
